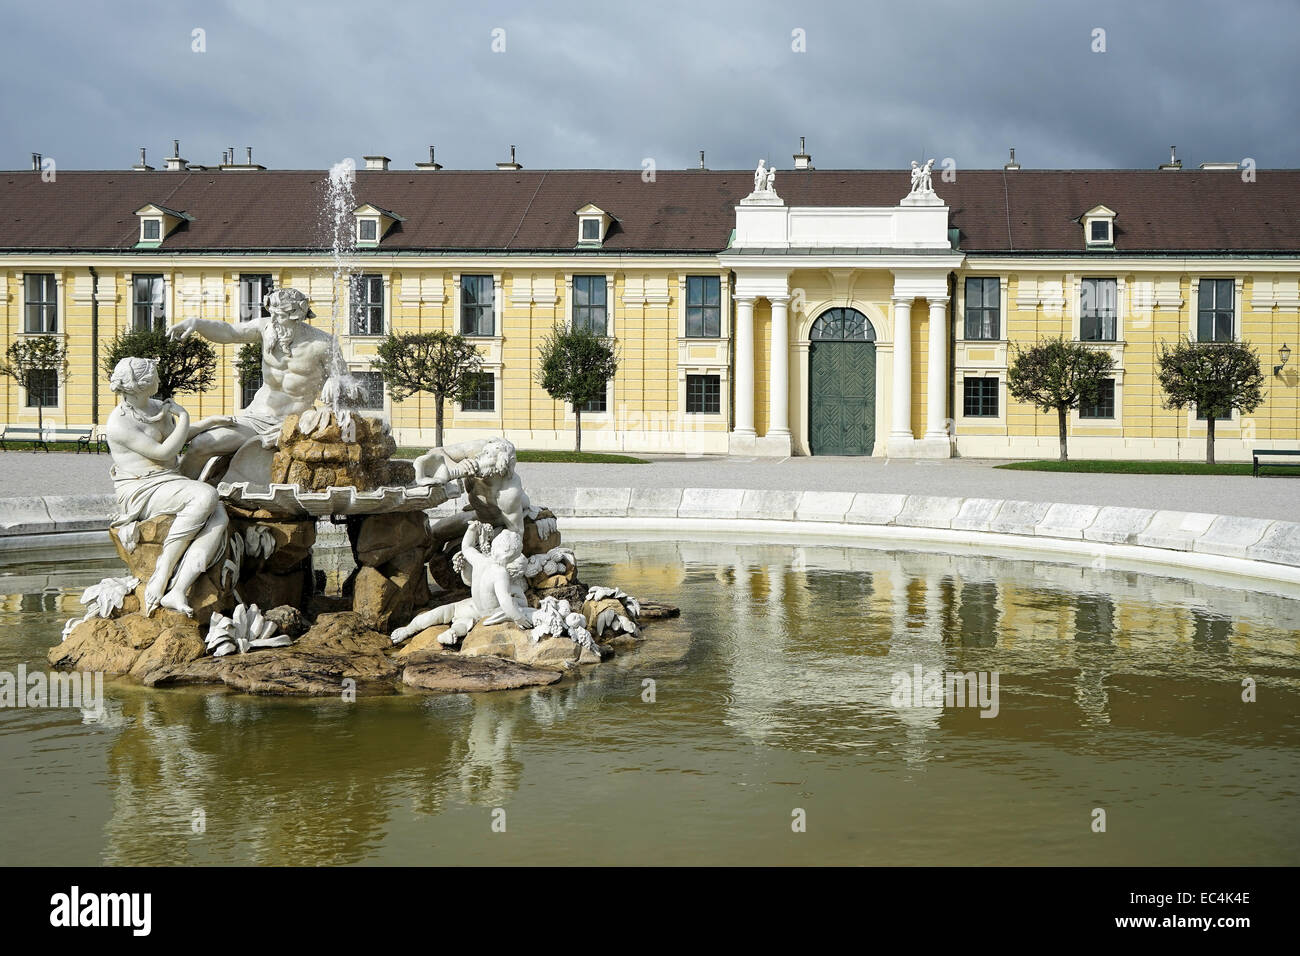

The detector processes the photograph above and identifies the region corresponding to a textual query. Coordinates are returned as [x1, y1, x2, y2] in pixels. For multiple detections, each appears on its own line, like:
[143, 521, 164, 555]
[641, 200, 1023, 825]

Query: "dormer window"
[575, 203, 613, 246]
[134, 203, 192, 247]
[353, 203, 403, 247]
[1082, 204, 1116, 247]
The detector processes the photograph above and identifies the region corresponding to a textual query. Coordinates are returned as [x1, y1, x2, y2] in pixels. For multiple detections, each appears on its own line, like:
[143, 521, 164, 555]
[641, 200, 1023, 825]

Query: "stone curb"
[520, 486, 1297, 572]
[4, 488, 1299, 573]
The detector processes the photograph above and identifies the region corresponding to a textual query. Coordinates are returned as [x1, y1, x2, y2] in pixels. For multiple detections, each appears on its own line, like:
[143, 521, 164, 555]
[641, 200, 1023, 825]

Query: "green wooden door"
[809, 340, 876, 455]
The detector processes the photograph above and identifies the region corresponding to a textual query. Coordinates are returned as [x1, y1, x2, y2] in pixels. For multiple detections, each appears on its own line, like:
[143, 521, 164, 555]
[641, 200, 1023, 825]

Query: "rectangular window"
[461, 372, 495, 412]
[573, 275, 608, 335]
[350, 371, 385, 410]
[963, 277, 1000, 340]
[142, 219, 161, 241]
[358, 219, 378, 242]
[24, 273, 57, 333]
[461, 275, 495, 336]
[685, 374, 721, 414]
[25, 369, 58, 408]
[963, 377, 999, 417]
[1090, 220, 1110, 243]
[239, 274, 274, 322]
[580, 387, 608, 414]
[1080, 278, 1118, 342]
[1198, 278, 1234, 342]
[581, 218, 601, 241]
[350, 274, 384, 335]
[685, 275, 721, 337]
[1079, 378, 1116, 419]
[132, 274, 166, 331]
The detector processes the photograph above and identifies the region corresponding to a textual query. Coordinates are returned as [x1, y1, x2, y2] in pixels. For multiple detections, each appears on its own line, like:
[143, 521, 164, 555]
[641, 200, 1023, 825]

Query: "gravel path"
[1, 451, 1295, 520]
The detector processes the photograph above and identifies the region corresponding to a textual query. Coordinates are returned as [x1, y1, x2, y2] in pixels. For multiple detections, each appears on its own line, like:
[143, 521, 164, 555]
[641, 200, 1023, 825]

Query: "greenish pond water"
[1, 537, 1298, 866]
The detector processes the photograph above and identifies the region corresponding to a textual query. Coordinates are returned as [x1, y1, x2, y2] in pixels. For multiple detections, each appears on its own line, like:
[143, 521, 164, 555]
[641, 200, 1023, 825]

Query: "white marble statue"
[753, 159, 776, 194]
[390, 520, 534, 646]
[105, 357, 230, 616]
[415, 437, 532, 536]
[908, 159, 936, 198]
[168, 287, 357, 483]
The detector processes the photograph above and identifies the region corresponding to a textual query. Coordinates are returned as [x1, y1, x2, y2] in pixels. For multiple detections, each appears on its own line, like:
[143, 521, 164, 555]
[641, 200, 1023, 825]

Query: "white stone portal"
[727, 164, 962, 458]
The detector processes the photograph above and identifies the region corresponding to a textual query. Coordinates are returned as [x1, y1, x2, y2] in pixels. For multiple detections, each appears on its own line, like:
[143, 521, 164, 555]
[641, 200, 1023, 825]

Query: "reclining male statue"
[168, 287, 357, 484]
[414, 437, 532, 537]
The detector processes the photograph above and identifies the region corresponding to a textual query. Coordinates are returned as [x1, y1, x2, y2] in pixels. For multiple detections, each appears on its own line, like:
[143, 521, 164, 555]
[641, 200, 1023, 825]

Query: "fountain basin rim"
[558, 515, 1300, 598]
[216, 480, 450, 518]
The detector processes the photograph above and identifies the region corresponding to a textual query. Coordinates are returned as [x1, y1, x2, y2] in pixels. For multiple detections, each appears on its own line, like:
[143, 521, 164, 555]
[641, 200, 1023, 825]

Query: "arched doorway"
[808, 308, 877, 455]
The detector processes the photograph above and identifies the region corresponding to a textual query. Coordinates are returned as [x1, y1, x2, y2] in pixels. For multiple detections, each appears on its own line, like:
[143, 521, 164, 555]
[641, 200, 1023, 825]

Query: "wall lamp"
[1275, 343, 1291, 376]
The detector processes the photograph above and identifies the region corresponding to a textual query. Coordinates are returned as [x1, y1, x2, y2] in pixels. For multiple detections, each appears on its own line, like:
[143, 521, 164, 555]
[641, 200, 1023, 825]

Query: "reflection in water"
[1, 540, 1298, 865]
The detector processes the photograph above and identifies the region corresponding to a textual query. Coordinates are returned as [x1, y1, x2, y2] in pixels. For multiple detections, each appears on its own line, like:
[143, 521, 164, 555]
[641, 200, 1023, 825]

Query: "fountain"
[49, 288, 677, 696]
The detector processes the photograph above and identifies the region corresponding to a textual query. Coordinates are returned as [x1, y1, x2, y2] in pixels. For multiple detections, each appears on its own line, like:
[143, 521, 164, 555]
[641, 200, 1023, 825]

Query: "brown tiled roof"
[1, 168, 1297, 254]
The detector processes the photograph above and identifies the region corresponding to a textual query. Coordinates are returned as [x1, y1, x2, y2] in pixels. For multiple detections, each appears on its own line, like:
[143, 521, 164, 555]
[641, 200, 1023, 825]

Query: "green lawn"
[994, 459, 1269, 476]
[395, 447, 648, 465]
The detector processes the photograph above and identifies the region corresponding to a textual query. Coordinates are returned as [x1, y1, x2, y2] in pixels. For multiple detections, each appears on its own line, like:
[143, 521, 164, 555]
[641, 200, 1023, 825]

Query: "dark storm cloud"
[3, 0, 1296, 172]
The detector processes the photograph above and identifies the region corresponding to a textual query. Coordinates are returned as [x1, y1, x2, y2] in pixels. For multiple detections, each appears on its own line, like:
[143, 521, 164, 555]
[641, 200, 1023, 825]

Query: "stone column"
[890, 296, 913, 442]
[924, 296, 951, 441]
[768, 295, 790, 440]
[733, 295, 756, 438]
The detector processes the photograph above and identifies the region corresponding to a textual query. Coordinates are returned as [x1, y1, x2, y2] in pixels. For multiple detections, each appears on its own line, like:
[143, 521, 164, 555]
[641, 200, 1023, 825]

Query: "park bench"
[1253, 448, 1300, 477]
[0, 424, 106, 454]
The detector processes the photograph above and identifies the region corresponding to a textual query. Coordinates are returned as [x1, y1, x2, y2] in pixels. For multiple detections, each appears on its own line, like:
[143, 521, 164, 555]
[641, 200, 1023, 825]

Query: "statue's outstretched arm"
[170, 317, 264, 345]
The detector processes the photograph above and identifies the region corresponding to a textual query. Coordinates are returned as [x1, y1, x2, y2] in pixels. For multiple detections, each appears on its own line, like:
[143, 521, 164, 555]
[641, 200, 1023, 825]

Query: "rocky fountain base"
[51, 413, 677, 696]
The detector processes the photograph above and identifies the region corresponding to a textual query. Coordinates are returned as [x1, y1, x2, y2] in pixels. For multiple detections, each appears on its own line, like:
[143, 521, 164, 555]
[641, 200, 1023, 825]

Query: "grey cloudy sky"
[3, 0, 1297, 173]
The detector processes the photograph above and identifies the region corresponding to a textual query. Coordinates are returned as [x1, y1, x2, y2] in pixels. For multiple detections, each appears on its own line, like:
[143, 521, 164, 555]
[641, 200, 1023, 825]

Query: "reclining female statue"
[105, 357, 230, 616]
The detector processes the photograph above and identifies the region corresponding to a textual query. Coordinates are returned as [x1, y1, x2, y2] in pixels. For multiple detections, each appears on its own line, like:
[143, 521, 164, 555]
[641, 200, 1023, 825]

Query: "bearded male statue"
[168, 287, 357, 484]
[415, 437, 532, 537]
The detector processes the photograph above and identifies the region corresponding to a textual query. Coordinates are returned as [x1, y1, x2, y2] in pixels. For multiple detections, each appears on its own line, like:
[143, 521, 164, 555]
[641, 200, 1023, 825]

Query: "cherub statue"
[415, 437, 531, 536]
[168, 287, 359, 483]
[105, 357, 230, 616]
[391, 521, 534, 646]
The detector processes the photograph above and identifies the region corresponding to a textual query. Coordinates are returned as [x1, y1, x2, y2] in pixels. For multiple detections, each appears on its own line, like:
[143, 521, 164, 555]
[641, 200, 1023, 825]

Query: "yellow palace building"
[2, 146, 1297, 459]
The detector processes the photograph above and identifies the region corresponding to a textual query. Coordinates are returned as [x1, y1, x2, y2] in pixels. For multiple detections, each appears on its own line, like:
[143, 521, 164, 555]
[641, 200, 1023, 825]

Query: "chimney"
[1159, 145, 1183, 171]
[793, 136, 812, 170]
[364, 155, 392, 171]
[496, 145, 522, 170]
[1004, 146, 1021, 170]
[697, 149, 707, 170]
[220, 147, 265, 171]
[31, 152, 41, 171]
[165, 139, 187, 171]
[132, 147, 154, 171]
[415, 146, 443, 171]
